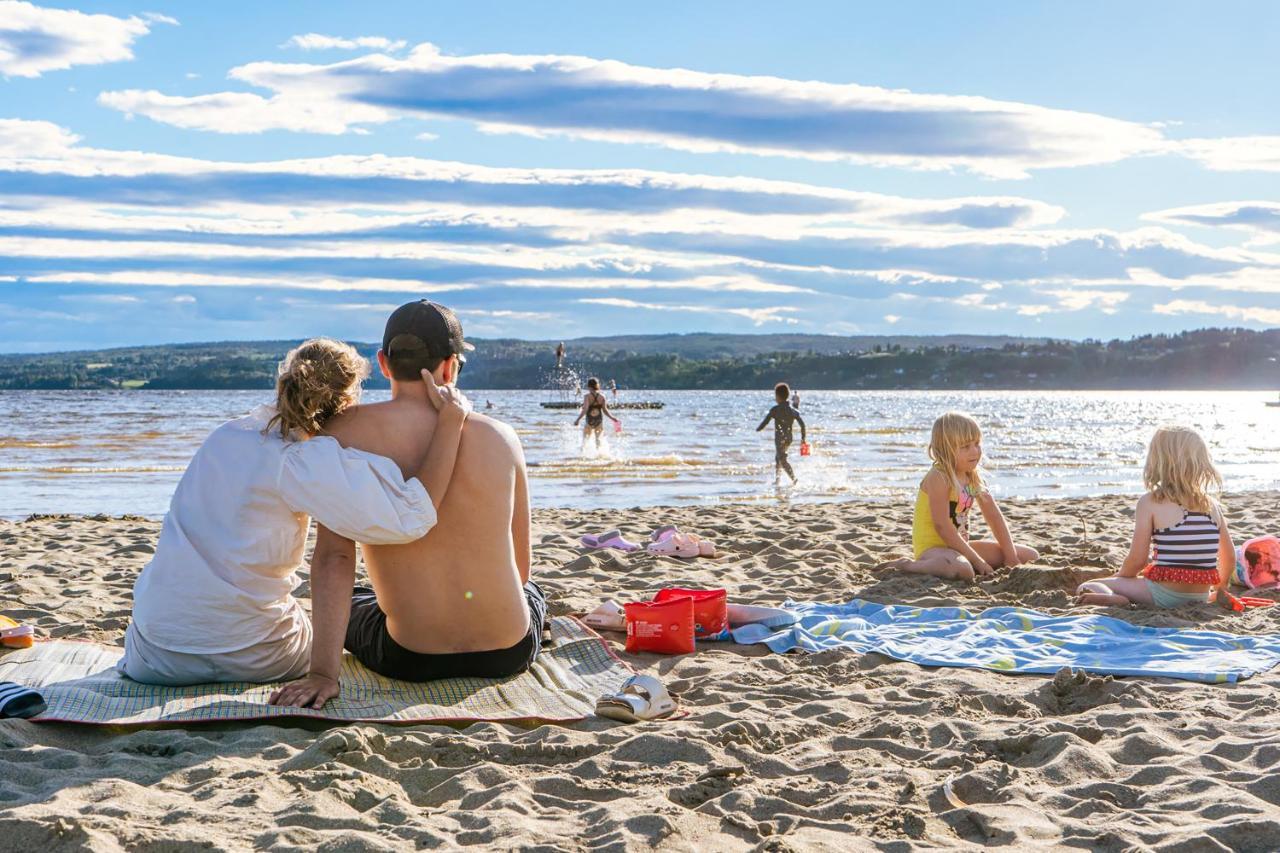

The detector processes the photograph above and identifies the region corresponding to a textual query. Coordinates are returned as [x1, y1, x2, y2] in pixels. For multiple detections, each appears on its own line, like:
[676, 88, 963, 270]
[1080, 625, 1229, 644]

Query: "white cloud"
[1046, 288, 1130, 313]
[1178, 137, 1280, 172]
[1153, 299, 1280, 326]
[0, 1, 152, 78]
[97, 43, 1165, 177]
[0, 118, 1064, 229]
[579, 297, 798, 326]
[1145, 201, 1280, 242]
[141, 12, 178, 26]
[0, 117, 78, 155]
[283, 34, 407, 52]
[97, 88, 393, 135]
[884, 314, 900, 324]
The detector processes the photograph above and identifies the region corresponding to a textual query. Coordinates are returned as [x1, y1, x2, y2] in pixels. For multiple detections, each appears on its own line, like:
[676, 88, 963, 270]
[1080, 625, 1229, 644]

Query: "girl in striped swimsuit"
[1076, 426, 1234, 609]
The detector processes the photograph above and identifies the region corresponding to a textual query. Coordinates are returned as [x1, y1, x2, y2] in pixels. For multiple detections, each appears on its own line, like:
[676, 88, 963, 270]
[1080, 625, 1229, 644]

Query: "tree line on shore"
[1, 328, 1277, 391]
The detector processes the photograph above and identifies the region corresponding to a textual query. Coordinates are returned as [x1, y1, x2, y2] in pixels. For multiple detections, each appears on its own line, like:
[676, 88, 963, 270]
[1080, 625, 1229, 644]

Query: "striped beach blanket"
[0, 617, 630, 725]
[730, 600, 1280, 684]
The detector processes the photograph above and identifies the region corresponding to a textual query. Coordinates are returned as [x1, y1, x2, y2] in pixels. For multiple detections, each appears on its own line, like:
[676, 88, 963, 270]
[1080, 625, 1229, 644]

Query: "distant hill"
[1, 329, 1278, 390]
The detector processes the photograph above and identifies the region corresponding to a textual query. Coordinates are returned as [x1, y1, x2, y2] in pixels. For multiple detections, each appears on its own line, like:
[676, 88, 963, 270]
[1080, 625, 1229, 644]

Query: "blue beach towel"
[730, 600, 1280, 684]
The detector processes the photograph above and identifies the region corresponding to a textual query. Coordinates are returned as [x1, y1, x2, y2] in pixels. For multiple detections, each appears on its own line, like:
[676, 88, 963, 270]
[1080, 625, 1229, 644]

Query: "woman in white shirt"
[120, 338, 469, 685]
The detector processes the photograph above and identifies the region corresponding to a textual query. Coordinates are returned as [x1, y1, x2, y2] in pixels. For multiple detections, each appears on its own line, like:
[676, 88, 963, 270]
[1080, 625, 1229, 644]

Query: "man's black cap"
[381, 300, 474, 364]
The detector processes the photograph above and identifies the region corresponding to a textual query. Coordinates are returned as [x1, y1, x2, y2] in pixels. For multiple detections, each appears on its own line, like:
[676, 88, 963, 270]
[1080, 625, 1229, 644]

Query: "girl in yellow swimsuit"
[882, 412, 1038, 581]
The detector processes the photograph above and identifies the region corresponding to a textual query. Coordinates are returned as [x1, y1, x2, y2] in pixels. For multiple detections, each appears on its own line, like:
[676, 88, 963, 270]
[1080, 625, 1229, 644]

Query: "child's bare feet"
[1076, 591, 1130, 607]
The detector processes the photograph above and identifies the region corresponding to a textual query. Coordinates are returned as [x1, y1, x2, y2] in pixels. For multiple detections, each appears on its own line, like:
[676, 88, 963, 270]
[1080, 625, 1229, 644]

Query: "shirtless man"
[270, 300, 545, 708]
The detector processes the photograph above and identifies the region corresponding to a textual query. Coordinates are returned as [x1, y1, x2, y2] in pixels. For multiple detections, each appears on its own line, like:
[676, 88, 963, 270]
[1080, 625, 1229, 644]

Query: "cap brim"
[461, 341, 475, 351]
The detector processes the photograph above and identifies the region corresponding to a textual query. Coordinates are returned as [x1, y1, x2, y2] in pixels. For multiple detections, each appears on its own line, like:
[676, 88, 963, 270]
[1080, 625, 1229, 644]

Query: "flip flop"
[0, 682, 46, 719]
[583, 600, 627, 631]
[595, 674, 677, 723]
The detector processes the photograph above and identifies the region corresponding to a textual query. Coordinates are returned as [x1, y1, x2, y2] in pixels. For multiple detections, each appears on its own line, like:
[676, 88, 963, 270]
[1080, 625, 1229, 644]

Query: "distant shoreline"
[2, 327, 1277, 391]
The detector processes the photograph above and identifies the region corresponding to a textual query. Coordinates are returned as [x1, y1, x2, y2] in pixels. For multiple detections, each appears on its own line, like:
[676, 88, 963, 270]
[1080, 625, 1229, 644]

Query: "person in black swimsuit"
[573, 377, 620, 450]
[756, 382, 806, 484]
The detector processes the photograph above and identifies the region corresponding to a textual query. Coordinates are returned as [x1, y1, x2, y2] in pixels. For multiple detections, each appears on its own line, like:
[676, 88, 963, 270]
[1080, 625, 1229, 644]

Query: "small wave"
[0, 439, 78, 449]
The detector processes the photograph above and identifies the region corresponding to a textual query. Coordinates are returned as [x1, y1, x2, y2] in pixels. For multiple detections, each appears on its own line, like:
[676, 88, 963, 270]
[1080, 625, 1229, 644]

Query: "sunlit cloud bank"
[1, 115, 1278, 349]
[0, 1, 159, 78]
[96, 43, 1168, 178]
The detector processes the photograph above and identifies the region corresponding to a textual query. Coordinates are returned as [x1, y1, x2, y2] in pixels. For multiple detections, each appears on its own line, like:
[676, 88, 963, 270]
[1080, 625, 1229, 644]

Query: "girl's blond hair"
[1144, 426, 1221, 513]
[929, 411, 986, 494]
[267, 338, 369, 439]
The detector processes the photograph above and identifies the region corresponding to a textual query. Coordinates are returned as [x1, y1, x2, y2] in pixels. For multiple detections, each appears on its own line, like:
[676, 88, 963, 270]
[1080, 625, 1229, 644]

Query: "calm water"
[3, 389, 1278, 518]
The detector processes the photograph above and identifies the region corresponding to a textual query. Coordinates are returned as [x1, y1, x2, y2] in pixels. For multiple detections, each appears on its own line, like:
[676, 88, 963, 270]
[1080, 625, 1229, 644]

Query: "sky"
[2, 1, 1279, 352]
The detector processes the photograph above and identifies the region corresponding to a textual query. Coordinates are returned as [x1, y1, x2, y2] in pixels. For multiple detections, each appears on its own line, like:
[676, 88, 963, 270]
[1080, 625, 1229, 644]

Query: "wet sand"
[2, 493, 1279, 849]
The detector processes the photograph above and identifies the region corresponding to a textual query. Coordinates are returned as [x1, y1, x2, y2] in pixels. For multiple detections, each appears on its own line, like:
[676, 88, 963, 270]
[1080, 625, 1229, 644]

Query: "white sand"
[2, 494, 1279, 849]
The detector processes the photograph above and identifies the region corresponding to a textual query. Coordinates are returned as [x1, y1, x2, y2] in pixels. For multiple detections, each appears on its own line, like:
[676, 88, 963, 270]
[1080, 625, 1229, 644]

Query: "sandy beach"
[2, 492, 1279, 850]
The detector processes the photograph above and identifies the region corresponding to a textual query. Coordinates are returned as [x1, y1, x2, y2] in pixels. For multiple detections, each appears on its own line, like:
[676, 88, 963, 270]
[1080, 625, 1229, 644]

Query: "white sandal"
[595, 674, 677, 722]
[583, 600, 626, 632]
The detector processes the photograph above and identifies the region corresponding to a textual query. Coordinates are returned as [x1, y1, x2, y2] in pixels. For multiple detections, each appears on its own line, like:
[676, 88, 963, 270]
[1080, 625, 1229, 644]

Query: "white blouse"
[131, 406, 435, 655]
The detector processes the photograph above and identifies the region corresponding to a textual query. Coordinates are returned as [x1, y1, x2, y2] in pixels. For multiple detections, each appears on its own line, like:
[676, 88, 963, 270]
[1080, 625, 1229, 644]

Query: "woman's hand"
[269, 672, 340, 709]
[421, 369, 472, 418]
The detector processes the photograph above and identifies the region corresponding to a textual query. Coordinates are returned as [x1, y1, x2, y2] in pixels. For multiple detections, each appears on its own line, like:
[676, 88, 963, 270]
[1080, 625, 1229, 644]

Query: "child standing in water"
[757, 382, 806, 485]
[1076, 426, 1234, 608]
[574, 377, 619, 451]
[883, 412, 1038, 581]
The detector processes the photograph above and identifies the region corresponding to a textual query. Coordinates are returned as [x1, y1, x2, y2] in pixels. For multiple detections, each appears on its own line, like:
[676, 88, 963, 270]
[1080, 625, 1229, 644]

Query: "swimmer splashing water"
[574, 377, 621, 453]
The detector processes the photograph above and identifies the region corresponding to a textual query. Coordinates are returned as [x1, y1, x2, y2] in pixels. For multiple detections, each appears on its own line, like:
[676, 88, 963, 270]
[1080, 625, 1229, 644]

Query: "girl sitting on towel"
[1076, 426, 1234, 609]
[120, 339, 470, 686]
[882, 412, 1038, 581]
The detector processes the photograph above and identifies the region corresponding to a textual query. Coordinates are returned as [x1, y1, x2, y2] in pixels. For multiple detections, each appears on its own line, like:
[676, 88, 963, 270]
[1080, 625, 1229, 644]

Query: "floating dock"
[540, 401, 664, 410]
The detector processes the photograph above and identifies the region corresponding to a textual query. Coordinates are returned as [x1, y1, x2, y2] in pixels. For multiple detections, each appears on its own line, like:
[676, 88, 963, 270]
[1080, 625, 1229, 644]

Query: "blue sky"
[2, 1, 1279, 352]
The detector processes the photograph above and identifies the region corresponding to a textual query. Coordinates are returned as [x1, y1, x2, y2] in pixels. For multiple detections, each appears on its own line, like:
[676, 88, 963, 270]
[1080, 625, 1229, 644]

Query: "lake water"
[3, 389, 1278, 518]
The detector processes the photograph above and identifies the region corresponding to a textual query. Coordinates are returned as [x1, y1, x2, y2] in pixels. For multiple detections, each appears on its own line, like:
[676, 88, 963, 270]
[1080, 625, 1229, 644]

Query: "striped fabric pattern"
[0, 617, 630, 726]
[0, 680, 46, 718]
[1153, 510, 1221, 568]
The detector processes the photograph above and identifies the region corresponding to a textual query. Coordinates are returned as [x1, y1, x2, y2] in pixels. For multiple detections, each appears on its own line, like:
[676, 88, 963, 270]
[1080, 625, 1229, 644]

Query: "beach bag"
[653, 588, 729, 640]
[625, 597, 695, 655]
[1233, 536, 1280, 589]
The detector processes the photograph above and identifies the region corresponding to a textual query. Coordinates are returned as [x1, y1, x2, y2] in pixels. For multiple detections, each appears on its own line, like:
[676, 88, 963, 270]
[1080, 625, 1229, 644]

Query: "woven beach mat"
[0, 617, 630, 726]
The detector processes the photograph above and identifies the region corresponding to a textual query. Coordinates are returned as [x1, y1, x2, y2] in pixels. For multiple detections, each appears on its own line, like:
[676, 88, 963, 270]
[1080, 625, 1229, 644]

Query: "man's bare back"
[322, 394, 532, 654]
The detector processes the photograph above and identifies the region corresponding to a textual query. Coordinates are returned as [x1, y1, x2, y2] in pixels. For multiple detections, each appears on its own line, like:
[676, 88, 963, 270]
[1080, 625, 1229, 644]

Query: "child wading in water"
[1076, 426, 1234, 609]
[573, 377, 620, 451]
[884, 412, 1037, 580]
[757, 382, 806, 485]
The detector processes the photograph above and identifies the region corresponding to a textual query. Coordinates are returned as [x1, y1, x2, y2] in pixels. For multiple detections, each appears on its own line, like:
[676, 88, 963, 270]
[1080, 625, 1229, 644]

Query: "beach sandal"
[580, 530, 640, 551]
[583, 600, 627, 631]
[650, 525, 679, 543]
[647, 532, 701, 559]
[0, 682, 46, 719]
[0, 616, 33, 649]
[595, 674, 677, 723]
[697, 539, 718, 558]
